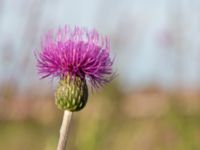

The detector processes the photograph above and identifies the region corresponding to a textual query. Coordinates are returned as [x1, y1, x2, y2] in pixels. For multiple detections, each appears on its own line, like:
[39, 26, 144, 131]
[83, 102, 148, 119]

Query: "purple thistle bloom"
[36, 25, 113, 88]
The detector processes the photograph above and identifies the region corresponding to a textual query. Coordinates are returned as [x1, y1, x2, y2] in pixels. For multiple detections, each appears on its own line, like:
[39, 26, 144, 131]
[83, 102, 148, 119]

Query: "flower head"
[36, 25, 113, 88]
[36, 25, 114, 111]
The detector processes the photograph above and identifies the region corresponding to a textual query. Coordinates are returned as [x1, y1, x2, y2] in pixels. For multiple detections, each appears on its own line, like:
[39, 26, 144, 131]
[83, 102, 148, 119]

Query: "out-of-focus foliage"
[1, 83, 200, 150]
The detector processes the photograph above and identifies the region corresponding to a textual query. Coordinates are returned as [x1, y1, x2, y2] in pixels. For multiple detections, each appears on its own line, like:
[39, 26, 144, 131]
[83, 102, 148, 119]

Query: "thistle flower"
[36, 25, 113, 111]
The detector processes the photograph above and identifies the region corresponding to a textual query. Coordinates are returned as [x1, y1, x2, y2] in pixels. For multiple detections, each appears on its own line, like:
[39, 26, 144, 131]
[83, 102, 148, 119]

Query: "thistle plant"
[35, 25, 113, 150]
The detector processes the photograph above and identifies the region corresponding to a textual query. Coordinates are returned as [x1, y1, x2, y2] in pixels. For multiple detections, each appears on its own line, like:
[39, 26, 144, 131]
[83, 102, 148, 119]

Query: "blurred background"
[1, 0, 200, 149]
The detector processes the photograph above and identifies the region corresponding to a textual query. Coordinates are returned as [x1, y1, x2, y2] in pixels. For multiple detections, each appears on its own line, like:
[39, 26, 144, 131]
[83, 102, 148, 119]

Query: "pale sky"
[0, 0, 200, 90]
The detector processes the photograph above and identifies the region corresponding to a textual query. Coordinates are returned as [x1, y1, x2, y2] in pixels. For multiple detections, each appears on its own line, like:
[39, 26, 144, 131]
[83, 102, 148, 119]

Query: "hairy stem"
[57, 110, 72, 150]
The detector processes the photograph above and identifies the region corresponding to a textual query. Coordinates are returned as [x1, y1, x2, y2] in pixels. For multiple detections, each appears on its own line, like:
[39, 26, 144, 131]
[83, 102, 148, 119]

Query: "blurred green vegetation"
[1, 84, 200, 150]
[0, 120, 58, 150]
